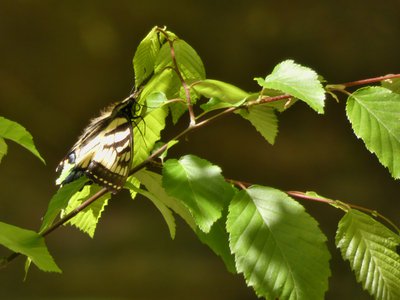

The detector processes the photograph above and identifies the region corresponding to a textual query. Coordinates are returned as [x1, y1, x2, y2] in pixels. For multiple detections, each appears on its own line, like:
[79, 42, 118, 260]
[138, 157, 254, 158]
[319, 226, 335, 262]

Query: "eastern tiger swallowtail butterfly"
[56, 95, 141, 193]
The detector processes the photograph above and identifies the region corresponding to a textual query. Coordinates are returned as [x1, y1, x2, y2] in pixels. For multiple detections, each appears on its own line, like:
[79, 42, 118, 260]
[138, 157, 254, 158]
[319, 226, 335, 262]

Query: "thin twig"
[287, 191, 400, 234]
[3, 188, 108, 266]
[157, 27, 196, 126]
[340, 73, 400, 88]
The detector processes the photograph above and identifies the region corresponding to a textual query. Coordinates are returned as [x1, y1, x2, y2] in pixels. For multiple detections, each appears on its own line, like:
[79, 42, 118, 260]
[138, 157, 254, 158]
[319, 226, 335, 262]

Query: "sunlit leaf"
[134, 169, 195, 229]
[145, 91, 168, 111]
[0, 137, 7, 163]
[0, 116, 45, 163]
[238, 104, 278, 145]
[0, 221, 61, 273]
[381, 78, 400, 93]
[193, 79, 249, 104]
[162, 155, 234, 233]
[169, 101, 187, 124]
[39, 177, 88, 234]
[336, 209, 400, 300]
[346, 87, 400, 178]
[133, 26, 164, 87]
[255, 60, 325, 113]
[140, 68, 181, 101]
[155, 39, 205, 81]
[126, 178, 176, 239]
[132, 106, 168, 168]
[227, 186, 331, 300]
[62, 185, 111, 238]
[196, 214, 236, 274]
[200, 98, 237, 112]
[125, 175, 141, 200]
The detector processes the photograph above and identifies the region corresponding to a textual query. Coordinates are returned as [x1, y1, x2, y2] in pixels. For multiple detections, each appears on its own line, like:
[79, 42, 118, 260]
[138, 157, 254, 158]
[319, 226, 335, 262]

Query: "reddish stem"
[340, 73, 400, 88]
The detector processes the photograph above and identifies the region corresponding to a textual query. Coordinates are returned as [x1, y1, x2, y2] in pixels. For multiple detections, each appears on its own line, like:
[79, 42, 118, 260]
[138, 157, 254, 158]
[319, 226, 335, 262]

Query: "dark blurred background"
[0, 1, 399, 299]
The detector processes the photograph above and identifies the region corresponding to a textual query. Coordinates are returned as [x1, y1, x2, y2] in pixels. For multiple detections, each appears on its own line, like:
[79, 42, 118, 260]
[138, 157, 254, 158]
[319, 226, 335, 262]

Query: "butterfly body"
[56, 96, 139, 193]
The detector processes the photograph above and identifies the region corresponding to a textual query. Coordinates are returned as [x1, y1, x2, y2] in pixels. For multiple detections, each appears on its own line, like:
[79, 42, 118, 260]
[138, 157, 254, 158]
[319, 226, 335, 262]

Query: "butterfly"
[56, 94, 142, 193]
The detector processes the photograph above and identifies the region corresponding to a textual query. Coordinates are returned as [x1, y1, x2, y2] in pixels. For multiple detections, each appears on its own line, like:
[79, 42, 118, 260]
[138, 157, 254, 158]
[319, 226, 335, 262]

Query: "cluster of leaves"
[1, 26, 400, 300]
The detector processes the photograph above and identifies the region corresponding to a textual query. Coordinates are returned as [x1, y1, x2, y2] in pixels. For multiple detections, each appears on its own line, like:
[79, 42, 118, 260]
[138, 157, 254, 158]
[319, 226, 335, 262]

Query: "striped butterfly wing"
[56, 99, 135, 193]
[86, 116, 132, 193]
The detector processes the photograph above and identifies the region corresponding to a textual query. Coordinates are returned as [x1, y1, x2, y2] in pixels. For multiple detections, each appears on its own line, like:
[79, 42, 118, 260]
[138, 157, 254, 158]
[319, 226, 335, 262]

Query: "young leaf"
[145, 91, 168, 111]
[125, 179, 176, 239]
[336, 209, 400, 300]
[39, 177, 88, 234]
[192, 79, 249, 104]
[140, 68, 181, 101]
[196, 214, 236, 274]
[169, 101, 188, 125]
[227, 186, 331, 300]
[133, 26, 164, 88]
[255, 60, 325, 113]
[132, 105, 168, 168]
[346, 87, 400, 179]
[0, 116, 45, 164]
[200, 98, 237, 113]
[155, 39, 206, 81]
[174, 39, 206, 81]
[0, 221, 61, 273]
[134, 169, 195, 229]
[151, 140, 179, 163]
[162, 155, 234, 233]
[0, 137, 7, 163]
[238, 104, 278, 145]
[125, 175, 141, 200]
[62, 185, 111, 238]
[382, 78, 400, 93]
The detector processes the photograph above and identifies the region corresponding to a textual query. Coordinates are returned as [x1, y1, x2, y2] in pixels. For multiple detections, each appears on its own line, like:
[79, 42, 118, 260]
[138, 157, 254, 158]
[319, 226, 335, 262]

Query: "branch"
[287, 191, 400, 234]
[4, 72, 397, 267]
[3, 188, 108, 266]
[327, 73, 400, 92]
[340, 73, 400, 88]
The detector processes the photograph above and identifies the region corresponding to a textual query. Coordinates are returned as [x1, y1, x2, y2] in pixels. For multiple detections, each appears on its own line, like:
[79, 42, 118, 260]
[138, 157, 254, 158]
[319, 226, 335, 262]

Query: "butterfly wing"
[85, 116, 132, 193]
[56, 100, 135, 193]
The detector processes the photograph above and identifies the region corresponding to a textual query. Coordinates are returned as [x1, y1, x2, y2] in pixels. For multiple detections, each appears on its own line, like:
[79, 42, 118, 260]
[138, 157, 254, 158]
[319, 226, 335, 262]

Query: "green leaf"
[126, 179, 176, 239]
[346, 87, 400, 178]
[135, 169, 195, 230]
[125, 175, 141, 200]
[132, 105, 168, 168]
[196, 214, 236, 274]
[192, 79, 249, 104]
[133, 27, 164, 88]
[162, 155, 234, 233]
[151, 140, 179, 163]
[140, 68, 181, 101]
[174, 39, 206, 80]
[336, 209, 400, 300]
[238, 104, 278, 145]
[62, 185, 111, 238]
[0, 116, 45, 164]
[200, 98, 236, 112]
[155, 39, 206, 81]
[145, 91, 168, 111]
[382, 78, 400, 93]
[227, 186, 331, 300]
[169, 101, 188, 124]
[256, 60, 325, 113]
[40, 177, 88, 234]
[0, 221, 61, 273]
[0, 137, 7, 163]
